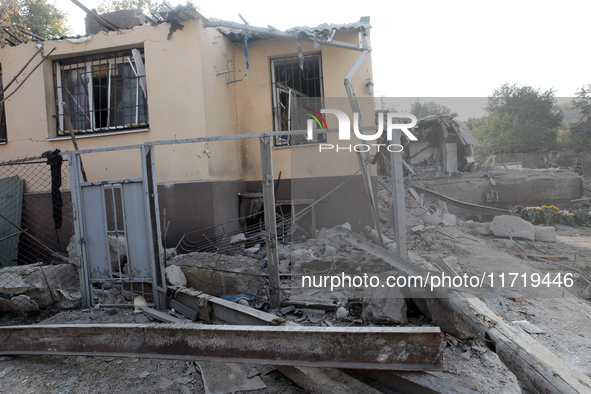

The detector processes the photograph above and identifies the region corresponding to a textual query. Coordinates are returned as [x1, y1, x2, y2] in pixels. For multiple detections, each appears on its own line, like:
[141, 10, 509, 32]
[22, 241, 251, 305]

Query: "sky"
[54, 0, 590, 118]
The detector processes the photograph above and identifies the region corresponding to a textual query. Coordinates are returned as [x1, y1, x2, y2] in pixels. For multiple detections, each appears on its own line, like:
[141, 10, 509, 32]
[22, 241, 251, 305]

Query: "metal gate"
[69, 146, 165, 309]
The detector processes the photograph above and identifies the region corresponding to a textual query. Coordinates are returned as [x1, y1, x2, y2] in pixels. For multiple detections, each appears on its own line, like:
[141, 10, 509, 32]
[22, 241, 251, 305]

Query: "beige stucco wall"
[231, 29, 376, 182]
[0, 20, 375, 186]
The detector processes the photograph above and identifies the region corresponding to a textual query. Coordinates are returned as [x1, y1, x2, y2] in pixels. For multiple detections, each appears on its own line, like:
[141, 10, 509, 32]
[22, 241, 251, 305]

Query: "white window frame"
[271, 53, 325, 147]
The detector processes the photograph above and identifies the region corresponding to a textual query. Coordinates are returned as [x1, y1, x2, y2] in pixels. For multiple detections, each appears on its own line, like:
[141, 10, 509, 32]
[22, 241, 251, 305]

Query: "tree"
[0, 0, 69, 41]
[470, 83, 562, 153]
[409, 99, 452, 119]
[569, 85, 591, 147]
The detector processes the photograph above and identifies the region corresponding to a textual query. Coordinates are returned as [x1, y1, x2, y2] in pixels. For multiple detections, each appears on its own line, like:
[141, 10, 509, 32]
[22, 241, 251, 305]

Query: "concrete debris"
[422, 212, 442, 226]
[490, 215, 535, 241]
[229, 233, 246, 244]
[165, 265, 187, 287]
[107, 236, 127, 271]
[477, 222, 492, 236]
[197, 362, 267, 394]
[300, 308, 326, 323]
[441, 213, 457, 227]
[513, 320, 545, 334]
[0, 263, 78, 310]
[362, 284, 407, 324]
[169, 252, 264, 297]
[68, 235, 127, 271]
[335, 306, 349, 319]
[55, 289, 82, 310]
[322, 245, 337, 258]
[67, 235, 79, 266]
[534, 226, 557, 242]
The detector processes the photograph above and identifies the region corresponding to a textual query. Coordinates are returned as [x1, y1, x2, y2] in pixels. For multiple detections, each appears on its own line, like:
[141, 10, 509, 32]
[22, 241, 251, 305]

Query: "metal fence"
[0, 153, 79, 313]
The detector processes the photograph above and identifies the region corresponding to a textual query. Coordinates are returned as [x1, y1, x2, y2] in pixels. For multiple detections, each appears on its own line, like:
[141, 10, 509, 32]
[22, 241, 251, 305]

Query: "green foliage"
[0, 0, 69, 40]
[569, 84, 591, 147]
[96, 0, 154, 14]
[470, 83, 563, 154]
[409, 99, 452, 119]
[509, 205, 587, 227]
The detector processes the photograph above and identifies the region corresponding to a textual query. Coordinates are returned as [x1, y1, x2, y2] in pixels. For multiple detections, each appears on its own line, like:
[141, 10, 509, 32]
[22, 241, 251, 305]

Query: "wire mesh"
[0, 155, 79, 313]
[176, 214, 291, 257]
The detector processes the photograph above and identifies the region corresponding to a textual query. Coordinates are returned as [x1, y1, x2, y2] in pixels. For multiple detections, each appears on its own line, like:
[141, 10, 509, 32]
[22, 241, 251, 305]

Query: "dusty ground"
[0, 173, 590, 393]
[0, 309, 304, 394]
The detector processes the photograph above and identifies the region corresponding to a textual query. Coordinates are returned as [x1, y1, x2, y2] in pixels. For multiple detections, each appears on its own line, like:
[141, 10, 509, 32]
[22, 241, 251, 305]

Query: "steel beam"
[0, 324, 442, 370]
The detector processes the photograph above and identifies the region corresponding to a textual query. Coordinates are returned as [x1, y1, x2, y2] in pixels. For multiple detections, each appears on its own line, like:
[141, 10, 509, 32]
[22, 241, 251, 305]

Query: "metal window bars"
[271, 54, 326, 147]
[54, 49, 149, 135]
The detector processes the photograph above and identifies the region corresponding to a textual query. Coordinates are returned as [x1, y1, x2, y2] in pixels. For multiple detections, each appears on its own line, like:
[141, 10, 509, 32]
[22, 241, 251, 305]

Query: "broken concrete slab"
[490, 216, 535, 241]
[362, 285, 407, 324]
[441, 213, 457, 227]
[169, 252, 264, 297]
[534, 226, 557, 242]
[197, 361, 266, 394]
[0, 263, 78, 310]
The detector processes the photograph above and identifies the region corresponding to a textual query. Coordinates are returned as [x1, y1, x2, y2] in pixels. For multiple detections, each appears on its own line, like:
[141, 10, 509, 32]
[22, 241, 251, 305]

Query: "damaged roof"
[416, 115, 481, 147]
[217, 18, 372, 44]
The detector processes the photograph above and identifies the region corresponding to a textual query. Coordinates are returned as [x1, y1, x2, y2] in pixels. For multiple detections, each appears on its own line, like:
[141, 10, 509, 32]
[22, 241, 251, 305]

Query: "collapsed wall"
[416, 169, 583, 218]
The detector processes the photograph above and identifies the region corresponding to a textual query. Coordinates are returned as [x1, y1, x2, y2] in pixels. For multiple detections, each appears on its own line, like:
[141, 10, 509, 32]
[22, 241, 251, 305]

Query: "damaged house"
[406, 114, 480, 173]
[0, 4, 378, 266]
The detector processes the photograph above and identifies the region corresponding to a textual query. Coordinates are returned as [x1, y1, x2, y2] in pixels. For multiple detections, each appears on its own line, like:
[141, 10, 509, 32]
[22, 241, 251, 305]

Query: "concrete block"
[422, 213, 442, 226]
[534, 226, 557, 243]
[165, 265, 187, 287]
[441, 213, 457, 227]
[477, 222, 492, 236]
[362, 286, 407, 324]
[490, 216, 535, 241]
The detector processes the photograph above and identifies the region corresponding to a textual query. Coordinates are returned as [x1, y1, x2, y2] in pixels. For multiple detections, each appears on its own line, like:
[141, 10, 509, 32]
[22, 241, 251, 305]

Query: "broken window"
[54, 48, 148, 135]
[0, 66, 6, 143]
[272, 54, 325, 147]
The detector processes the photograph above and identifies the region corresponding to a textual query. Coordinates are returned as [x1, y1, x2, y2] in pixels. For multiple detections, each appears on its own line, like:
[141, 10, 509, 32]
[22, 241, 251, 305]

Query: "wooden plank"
[173, 290, 286, 326]
[259, 136, 280, 308]
[412, 186, 508, 217]
[140, 306, 184, 324]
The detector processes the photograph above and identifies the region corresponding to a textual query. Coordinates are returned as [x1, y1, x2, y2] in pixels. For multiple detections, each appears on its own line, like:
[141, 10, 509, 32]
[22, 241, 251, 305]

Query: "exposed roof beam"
[204, 18, 369, 52]
[70, 0, 121, 31]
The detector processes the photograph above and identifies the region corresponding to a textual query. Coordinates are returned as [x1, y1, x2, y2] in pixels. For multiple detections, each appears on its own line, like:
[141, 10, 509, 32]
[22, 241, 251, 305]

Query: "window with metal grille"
[0, 66, 7, 143]
[271, 54, 325, 147]
[54, 48, 148, 135]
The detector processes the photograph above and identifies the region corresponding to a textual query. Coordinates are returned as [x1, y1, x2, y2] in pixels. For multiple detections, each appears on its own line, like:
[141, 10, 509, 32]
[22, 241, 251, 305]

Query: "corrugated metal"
[454, 120, 481, 147]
